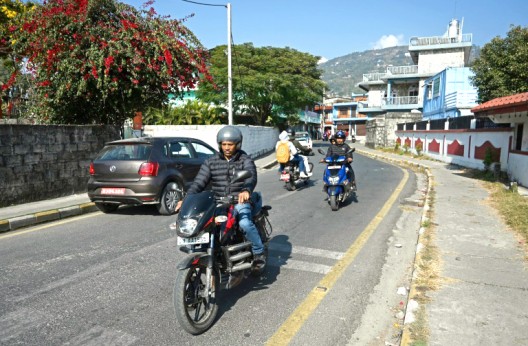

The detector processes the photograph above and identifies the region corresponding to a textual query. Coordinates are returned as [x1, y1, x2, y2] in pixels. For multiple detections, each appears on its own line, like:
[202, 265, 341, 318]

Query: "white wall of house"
[417, 49, 466, 74]
[367, 88, 384, 107]
[143, 125, 279, 158]
[508, 153, 528, 187]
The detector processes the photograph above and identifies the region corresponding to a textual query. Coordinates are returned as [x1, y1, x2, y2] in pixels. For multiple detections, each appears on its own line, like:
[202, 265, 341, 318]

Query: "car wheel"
[95, 202, 119, 213]
[158, 181, 183, 215]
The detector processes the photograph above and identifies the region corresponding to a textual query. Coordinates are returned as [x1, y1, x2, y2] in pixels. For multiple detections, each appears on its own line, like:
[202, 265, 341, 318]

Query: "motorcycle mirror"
[317, 148, 325, 155]
[230, 170, 251, 184]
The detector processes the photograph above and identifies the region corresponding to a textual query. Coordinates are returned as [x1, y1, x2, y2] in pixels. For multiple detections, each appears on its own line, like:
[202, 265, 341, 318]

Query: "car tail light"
[139, 162, 159, 176]
[89, 162, 95, 175]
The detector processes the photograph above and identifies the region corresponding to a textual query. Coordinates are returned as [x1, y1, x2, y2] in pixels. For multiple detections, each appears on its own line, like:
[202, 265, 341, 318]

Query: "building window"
[432, 77, 440, 97]
[409, 85, 418, 97]
[339, 108, 348, 116]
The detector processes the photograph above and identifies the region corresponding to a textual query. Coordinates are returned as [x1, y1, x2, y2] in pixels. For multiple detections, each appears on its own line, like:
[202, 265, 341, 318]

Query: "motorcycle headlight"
[177, 214, 202, 236]
[329, 176, 340, 184]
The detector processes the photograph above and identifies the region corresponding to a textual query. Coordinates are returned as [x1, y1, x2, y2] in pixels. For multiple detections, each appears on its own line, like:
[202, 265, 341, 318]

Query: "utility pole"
[227, 3, 232, 125]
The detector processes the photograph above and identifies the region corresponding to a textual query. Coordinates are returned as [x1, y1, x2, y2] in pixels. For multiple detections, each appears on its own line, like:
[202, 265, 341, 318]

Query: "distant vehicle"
[295, 131, 313, 149]
[87, 137, 217, 215]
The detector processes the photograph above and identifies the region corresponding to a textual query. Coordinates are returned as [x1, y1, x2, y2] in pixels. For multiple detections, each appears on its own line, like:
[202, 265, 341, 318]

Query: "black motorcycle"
[279, 158, 314, 191]
[173, 171, 272, 334]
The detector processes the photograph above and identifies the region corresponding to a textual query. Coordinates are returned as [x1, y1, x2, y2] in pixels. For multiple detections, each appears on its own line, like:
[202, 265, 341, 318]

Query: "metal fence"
[396, 116, 512, 131]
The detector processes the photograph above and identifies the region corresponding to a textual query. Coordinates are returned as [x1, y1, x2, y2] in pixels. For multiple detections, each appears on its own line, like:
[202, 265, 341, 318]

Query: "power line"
[182, 0, 225, 7]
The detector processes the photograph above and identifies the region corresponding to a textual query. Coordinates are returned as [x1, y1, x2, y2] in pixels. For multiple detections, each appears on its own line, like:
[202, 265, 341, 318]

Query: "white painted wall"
[396, 129, 528, 188]
[143, 124, 279, 158]
[508, 153, 528, 187]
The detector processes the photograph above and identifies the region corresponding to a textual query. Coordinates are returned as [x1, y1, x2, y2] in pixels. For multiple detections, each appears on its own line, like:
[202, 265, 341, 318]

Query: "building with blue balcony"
[422, 67, 478, 120]
[357, 18, 474, 147]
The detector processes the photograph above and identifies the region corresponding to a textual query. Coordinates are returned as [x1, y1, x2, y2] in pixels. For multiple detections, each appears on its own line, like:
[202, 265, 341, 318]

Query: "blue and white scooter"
[318, 148, 355, 211]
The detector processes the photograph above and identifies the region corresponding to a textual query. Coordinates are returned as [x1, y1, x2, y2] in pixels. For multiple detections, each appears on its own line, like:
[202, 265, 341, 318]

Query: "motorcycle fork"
[204, 233, 215, 303]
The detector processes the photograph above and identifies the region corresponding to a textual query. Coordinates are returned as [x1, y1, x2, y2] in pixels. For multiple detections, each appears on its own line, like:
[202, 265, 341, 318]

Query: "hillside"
[320, 45, 480, 97]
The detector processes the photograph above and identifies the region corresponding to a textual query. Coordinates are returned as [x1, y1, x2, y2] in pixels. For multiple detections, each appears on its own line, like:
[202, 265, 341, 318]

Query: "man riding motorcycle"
[322, 130, 356, 189]
[175, 126, 265, 267]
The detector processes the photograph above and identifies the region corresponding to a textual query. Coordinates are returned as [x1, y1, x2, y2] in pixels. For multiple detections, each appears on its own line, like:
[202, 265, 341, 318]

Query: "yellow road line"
[266, 168, 409, 346]
[0, 213, 101, 240]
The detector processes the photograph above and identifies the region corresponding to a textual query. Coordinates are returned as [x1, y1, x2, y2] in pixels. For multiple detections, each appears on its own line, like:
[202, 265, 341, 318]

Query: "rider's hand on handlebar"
[347, 157, 353, 163]
[175, 200, 183, 212]
[238, 190, 250, 204]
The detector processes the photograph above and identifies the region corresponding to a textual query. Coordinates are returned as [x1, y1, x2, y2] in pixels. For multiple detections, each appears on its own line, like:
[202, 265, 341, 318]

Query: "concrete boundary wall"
[143, 125, 279, 158]
[395, 128, 528, 187]
[0, 125, 120, 207]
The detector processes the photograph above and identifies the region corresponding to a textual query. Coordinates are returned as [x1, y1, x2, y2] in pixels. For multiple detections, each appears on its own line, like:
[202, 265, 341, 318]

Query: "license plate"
[327, 165, 342, 169]
[177, 233, 210, 245]
[101, 187, 125, 195]
[280, 173, 290, 182]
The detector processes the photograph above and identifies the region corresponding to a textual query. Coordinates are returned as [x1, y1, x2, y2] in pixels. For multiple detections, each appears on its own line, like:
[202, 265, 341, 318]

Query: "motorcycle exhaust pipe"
[230, 262, 253, 272]
[226, 241, 252, 252]
[229, 251, 252, 262]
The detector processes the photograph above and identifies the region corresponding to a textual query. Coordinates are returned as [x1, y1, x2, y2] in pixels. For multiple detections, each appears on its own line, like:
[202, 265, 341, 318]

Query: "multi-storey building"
[358, 19, 473, 147]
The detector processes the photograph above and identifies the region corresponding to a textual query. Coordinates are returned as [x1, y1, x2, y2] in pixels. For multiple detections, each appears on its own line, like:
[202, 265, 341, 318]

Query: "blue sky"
[124, 0, 527, 62]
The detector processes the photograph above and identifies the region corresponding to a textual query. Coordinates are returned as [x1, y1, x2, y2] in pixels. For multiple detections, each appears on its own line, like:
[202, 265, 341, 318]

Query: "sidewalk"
[355, 144, 528, 346]
[0, 151, 278, 233]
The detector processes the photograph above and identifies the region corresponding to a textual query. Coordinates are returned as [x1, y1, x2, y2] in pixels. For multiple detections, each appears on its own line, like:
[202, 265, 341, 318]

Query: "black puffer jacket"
[187, 150, 257, 199]
[326, 143, 353, 159]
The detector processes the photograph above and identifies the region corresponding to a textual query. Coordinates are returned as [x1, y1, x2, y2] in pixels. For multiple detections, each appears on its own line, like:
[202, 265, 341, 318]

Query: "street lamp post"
[183, 0, 233, 125]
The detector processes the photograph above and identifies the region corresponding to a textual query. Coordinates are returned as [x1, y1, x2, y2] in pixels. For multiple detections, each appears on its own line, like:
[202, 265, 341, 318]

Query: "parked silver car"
[87, 137, 217, 215]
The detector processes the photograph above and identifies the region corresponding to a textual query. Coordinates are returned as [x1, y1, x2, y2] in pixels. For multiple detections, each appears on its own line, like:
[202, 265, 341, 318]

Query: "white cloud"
[318, 57, 328, 64]
[372, 34, 405, 49]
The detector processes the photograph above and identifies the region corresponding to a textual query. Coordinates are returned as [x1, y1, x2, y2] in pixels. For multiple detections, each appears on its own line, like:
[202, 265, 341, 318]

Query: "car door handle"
[175, 164, 183, 169]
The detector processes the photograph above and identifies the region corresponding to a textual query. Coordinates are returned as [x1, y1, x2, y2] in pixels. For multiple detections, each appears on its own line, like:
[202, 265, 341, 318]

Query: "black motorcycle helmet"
[216, 126, 243, 151]
[335, 130, 346, 141]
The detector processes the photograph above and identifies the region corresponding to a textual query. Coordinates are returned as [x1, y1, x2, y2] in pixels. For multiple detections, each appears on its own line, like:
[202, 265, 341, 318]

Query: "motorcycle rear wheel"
[330, 195, 339, 211]
[286, 176, 296, 191]
[173, 264, 219, 335]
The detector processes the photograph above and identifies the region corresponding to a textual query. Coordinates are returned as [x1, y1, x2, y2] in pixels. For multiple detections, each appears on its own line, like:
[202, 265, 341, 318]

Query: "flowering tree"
[1, 0, 36, 118]
[8, 0, 211, 124]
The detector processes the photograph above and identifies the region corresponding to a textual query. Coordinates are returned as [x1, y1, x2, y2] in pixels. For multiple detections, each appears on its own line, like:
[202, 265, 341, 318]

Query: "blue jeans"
[278, 155, 307, 174]
[292, 155, 306, 174]
[234, 192, 264, 255]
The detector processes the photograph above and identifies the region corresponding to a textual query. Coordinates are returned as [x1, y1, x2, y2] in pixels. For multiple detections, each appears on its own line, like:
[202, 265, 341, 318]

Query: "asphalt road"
[0, 143, 422, 346]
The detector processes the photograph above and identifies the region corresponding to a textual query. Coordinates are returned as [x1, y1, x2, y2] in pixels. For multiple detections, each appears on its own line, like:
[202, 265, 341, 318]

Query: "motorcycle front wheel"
[173, 264, 219, 335]
[330, 195, 339, 211]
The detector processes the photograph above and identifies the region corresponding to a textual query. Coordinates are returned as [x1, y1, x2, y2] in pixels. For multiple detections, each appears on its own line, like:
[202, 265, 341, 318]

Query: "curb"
[0, 202, 98, 233]
[355, 149, 434, 346]
[261, 159, 278, 169]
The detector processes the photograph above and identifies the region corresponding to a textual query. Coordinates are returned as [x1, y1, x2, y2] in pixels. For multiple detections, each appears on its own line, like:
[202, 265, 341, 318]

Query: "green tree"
[470, 25, 528, 102]
[7, 0, 211, 125]
[197, 43, 326, 126]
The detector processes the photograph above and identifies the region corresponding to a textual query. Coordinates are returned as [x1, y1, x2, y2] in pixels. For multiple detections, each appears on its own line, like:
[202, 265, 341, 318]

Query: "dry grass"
[404, 188, 442, 345]
[487, 182, 528, 252]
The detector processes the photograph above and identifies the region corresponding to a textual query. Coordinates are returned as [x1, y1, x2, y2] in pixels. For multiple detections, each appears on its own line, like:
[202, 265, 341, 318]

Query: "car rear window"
[95, 144, 152, 161]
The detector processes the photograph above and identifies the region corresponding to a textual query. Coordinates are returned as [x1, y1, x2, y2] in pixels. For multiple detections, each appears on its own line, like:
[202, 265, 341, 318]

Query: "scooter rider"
[175, 126, 266, 267]
[322, 130, 356, 189]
